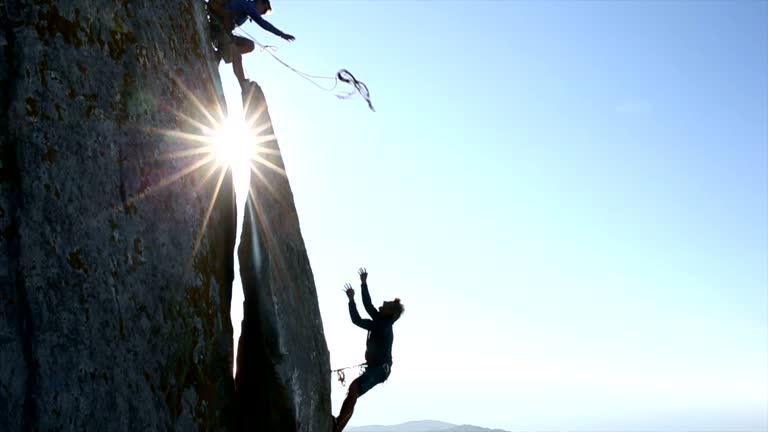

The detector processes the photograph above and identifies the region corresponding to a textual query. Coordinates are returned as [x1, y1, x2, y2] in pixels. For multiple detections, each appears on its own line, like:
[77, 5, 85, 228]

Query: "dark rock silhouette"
[1, 2, 330, 431]
[0, 1, 237, 430]
[235, 82, 332, 431]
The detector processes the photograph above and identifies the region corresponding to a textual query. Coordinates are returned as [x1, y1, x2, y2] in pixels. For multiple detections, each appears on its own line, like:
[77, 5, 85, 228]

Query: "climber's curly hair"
[256, 0, 272, 13]
[391, 298, 404, 321]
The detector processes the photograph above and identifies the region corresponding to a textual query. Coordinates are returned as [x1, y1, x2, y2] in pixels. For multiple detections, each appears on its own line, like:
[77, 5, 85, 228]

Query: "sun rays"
[143, 76, 286, 254]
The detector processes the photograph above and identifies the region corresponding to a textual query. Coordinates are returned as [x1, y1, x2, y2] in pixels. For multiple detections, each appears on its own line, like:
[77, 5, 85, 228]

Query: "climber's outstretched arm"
[253, 15, 294, 40]
[240, 2, 295, 41]
[345, 283, 373, 330]
[358, 268, 380, 319]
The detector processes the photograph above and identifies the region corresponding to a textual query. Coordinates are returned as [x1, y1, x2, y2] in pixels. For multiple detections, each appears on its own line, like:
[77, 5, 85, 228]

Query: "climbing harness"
[331, 363, 367, 387]
[233, 27, 376, 112]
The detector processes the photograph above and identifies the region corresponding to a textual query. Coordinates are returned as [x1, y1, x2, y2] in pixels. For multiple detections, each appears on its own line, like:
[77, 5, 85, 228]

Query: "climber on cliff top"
[208, 0, 295, 91]
[334, 268, 404, 432]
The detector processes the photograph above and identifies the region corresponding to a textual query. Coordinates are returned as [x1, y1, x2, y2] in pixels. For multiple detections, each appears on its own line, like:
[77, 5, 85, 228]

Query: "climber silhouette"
[334, 268, 404, 432]
[208, 0, 295, 91]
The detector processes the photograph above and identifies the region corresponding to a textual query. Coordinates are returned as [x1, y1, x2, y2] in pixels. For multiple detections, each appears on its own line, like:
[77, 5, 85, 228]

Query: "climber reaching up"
[208, 0, 295, 91]
[334, 268, 404, 432]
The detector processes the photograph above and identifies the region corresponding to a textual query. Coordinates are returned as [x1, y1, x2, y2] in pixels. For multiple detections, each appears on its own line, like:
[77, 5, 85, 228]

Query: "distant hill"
[348, 420, 455, 432]
[348, 420, 509, 432]
[444, 426, 509, 432]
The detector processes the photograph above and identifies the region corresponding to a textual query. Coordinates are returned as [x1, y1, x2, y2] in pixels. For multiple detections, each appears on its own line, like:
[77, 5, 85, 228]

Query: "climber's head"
[379, 298, 404, 322]
[254, 0, 272, 15]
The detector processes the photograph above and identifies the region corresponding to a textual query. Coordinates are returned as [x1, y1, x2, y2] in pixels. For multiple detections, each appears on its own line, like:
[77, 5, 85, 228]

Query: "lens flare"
[129, 74, 285, 255]
[212, 117, 251, 169]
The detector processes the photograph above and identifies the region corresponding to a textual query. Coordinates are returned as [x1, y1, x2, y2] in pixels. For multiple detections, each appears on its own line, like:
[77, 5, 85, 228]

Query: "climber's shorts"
[356, 363, 391, 397]
[209, 18, 250, 64]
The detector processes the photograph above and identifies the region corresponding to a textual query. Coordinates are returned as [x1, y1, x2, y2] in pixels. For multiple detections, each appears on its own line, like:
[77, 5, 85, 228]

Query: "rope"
[331, 362, 367, 387]
[336, 69, 375, 112]
[233, 27, 375, 111]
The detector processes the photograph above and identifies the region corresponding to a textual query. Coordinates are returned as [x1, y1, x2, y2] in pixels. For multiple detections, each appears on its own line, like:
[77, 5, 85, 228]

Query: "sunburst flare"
[139, 77, 285, 254]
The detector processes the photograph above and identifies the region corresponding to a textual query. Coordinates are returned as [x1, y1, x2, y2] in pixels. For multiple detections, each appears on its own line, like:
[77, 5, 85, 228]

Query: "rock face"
[1, 2, 332, 430]
[0, 1, 237, 430]
[235, 83, 332, 432]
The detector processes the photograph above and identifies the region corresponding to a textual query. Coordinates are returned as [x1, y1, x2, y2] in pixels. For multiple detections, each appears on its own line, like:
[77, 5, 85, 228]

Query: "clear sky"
[217, 1, 768, 430]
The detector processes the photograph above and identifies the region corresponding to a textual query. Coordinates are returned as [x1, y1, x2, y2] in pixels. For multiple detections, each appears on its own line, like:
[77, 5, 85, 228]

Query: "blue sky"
[218, 1, 767, 430]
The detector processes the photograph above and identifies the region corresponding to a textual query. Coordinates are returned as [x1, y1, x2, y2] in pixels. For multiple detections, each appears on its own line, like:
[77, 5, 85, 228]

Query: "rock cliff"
[0, 1, 330, 430]
[235, 83, 332, 431]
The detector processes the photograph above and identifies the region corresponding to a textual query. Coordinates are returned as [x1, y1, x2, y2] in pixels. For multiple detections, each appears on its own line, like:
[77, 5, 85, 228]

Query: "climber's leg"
[335, 378, 361, 432]
[336, 365, 390, 432]
[232, 48, 246, 87]
[230, 35, 254, 90]
[233, 35, 255, 55]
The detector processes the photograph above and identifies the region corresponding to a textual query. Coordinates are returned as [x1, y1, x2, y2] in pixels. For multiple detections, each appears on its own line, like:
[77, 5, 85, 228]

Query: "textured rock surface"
[0, 1, 237, 430]
[236, 83, 332, 432]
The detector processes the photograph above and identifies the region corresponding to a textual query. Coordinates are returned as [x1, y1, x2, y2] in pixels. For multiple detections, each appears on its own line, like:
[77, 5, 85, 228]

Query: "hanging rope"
[335, 69, 375, 112]
[233, 27, 375, 112]
[331, 362, 367, 387]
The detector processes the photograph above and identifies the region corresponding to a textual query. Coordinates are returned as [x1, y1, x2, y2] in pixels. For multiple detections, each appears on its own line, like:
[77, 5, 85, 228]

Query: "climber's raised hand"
[344, 283, 355, 299]
[358, 267, 368, 283]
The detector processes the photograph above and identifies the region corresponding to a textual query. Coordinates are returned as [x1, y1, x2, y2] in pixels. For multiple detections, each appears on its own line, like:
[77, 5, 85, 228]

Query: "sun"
[212, 117, 251, 170]
[211, 117, 254, 191]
